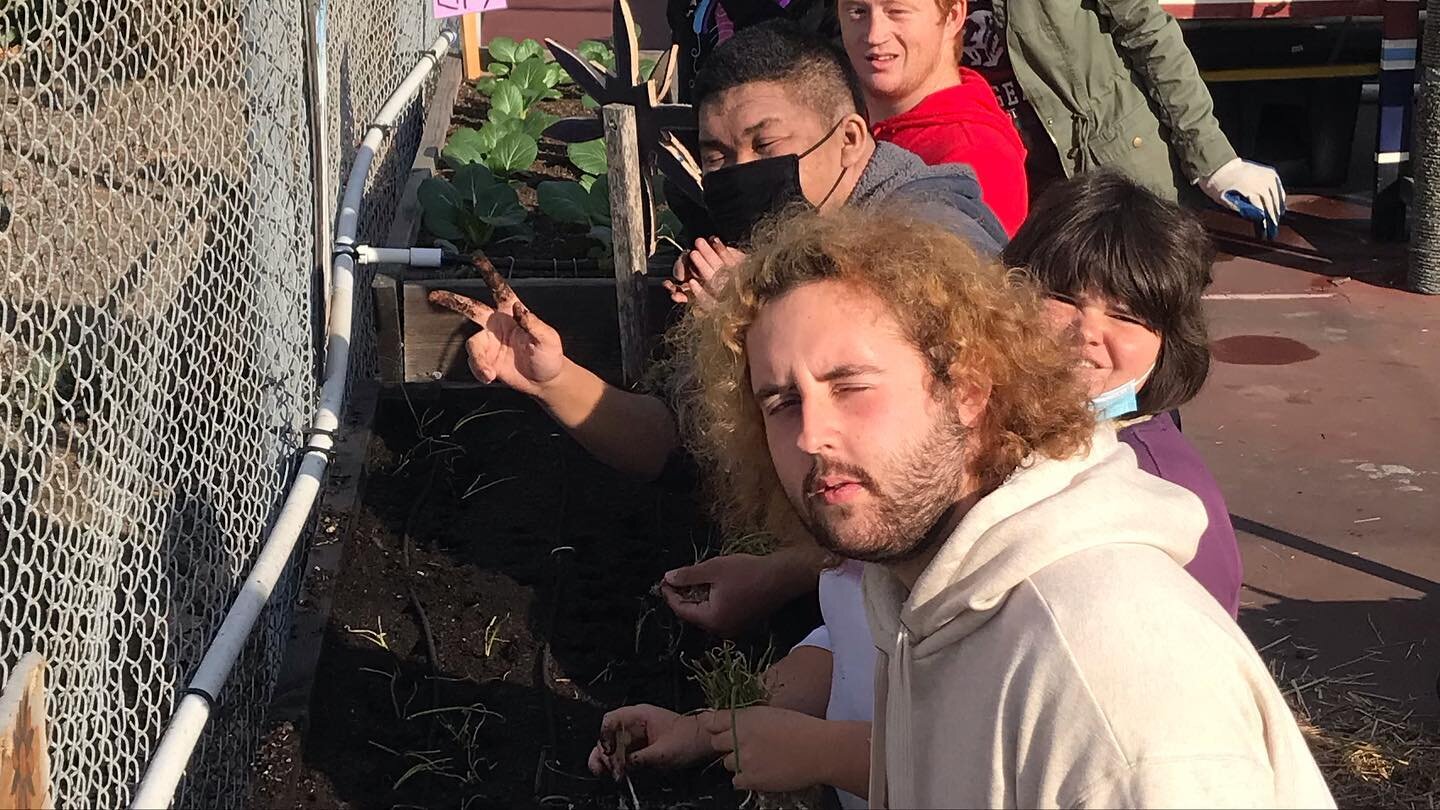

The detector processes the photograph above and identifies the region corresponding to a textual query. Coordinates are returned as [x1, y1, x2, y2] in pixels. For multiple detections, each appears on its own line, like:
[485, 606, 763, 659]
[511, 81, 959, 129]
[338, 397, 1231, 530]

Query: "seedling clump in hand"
[685, 644, 819, 809]
[718, 532, 779, 557]
[684, 642, 773, 712]
[660, 532, 782, 605]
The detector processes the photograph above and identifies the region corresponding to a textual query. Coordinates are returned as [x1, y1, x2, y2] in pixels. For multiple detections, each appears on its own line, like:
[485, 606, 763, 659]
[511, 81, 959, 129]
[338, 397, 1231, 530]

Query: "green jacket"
[998, 0, 1237, 198]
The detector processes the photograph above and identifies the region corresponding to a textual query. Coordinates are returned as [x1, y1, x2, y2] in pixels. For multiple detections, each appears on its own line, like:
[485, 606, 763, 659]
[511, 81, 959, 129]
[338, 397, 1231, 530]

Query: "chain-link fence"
[0, 0, 438, 805]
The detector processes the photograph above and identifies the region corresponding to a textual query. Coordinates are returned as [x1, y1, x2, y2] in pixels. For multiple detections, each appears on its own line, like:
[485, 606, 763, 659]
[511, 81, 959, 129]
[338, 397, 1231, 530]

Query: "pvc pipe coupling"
[351, 245, 445, 266]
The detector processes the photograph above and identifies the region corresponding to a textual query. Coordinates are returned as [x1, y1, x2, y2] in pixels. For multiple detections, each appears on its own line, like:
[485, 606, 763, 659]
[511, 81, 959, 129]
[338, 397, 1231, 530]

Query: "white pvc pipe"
[504, 276, 669, 288]
[129, 28, 456, 810]
[356, 245, 445, 266]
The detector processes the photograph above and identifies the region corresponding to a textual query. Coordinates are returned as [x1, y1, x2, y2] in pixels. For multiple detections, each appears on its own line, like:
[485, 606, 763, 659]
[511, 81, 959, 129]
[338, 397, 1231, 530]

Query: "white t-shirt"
[794, 560, 875, 810]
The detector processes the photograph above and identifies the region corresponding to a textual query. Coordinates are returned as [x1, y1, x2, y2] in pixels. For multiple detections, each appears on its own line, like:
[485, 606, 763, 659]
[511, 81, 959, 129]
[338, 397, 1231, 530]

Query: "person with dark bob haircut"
[1003, 171, 1242, 617]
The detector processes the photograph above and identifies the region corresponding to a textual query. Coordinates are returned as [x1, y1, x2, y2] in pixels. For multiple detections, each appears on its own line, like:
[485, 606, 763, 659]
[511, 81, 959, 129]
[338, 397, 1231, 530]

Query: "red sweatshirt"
[872, 69, 1028, 236]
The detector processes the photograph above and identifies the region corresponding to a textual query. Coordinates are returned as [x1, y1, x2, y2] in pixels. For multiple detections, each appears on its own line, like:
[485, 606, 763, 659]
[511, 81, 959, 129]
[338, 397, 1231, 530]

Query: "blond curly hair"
[667, 207, 1095, 545]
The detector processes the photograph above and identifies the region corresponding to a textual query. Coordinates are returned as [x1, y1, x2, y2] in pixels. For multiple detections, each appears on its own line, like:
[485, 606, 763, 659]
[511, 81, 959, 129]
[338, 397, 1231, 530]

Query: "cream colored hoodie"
[863, 428, 1334, 809]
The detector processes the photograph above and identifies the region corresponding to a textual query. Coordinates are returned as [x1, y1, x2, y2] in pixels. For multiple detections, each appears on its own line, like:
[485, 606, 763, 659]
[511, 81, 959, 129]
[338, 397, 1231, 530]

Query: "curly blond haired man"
[658, 207, 1332, 808]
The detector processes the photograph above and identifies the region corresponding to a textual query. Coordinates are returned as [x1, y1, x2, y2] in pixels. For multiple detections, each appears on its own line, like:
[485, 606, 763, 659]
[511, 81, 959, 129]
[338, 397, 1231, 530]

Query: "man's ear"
[839, 112, 870, 170]
[949, 371, 991, 429]
[944, 0, 967, 44]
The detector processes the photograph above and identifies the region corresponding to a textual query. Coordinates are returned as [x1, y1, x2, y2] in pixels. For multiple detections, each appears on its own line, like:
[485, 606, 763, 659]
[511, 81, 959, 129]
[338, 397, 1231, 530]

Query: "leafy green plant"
[489, 80, 525, 118]
[483, 36, 544, 77]
[575, 38, 657, 108]
[540, 175, 619, 267]
[442, 122, 540, 177]
[495, 36, 545, 65]
[538, 176, 611, 225]
[537, 176, 613, 263]
[508, 57, 565, 105]
[566, 139, 607, 177]
[479, 36, 568, 94]
[521, 110, 560, 141]
[537, 165, 685, 269]
[418, 164, 530, 251]
[576, 39, 614, 69]
[463, 64, 562, 174]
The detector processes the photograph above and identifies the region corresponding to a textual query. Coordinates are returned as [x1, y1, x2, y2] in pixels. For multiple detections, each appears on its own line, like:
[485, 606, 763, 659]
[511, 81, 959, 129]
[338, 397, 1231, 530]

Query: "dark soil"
[247, 384, 818, 810]
[246, 72, 798, 810]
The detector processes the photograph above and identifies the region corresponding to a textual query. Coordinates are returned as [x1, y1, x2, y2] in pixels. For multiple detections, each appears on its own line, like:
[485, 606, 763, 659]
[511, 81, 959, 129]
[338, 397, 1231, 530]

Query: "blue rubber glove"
[1199, 157, 1287, 240]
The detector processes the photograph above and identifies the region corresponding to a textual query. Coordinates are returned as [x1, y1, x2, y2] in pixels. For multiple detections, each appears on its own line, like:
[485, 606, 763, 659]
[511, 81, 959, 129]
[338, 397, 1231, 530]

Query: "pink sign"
[432, 0, 506, 19]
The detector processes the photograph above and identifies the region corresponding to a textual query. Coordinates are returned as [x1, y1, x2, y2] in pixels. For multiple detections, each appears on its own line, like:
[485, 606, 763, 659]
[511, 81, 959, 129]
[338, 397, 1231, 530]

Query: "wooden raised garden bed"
[373, 34, 684, 388]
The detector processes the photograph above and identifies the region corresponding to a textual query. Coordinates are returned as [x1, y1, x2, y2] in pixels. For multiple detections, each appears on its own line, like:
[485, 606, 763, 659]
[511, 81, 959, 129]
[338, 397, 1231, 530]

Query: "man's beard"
[795, 407, 971, 564]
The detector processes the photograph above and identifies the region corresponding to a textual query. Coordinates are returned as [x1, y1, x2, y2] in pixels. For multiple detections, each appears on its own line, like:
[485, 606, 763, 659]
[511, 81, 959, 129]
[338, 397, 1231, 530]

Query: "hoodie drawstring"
[891, 623, 916, 807]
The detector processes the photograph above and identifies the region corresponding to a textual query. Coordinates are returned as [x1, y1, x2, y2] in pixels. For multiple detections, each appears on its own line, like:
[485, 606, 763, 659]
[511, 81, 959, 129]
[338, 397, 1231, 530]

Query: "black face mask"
[701, 119, 848, 246]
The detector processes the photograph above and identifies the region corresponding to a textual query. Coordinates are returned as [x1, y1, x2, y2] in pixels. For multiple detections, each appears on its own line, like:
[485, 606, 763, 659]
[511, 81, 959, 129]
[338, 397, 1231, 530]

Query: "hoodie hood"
[851, 140, 981, 208]
[850, 141, 1008, 255]
[872, 70, 1018, 144]
[865, 426, 1207, 658]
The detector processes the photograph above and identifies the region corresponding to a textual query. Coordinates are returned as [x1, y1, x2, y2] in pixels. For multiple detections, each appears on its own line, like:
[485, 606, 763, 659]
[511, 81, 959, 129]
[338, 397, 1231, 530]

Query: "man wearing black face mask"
[698, 20, 1004, 252]
[431, 22, 1006, 640]
[668, 20, 1005, 306]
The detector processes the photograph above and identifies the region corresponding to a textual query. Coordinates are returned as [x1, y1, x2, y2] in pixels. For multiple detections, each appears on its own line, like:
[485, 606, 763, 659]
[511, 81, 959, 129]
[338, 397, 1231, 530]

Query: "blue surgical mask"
[1091, 380, 1140, 421]
[1091, 364, 1155, 422]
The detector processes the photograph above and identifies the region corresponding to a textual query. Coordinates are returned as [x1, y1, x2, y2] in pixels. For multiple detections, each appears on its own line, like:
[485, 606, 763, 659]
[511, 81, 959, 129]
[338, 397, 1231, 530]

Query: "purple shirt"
[1118, 413, 1243, 618]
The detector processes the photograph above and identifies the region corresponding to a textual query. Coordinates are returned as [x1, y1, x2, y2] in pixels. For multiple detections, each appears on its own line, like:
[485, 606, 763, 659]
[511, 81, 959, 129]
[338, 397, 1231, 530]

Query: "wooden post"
[0, 653, 51, 810]
[603, 103, 649, 387]
[460, 12, 484, 82]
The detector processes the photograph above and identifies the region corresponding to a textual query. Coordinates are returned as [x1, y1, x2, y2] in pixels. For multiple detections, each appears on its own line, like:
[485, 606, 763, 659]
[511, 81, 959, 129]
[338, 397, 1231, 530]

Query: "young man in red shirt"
[837, 0, 1028, 234]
